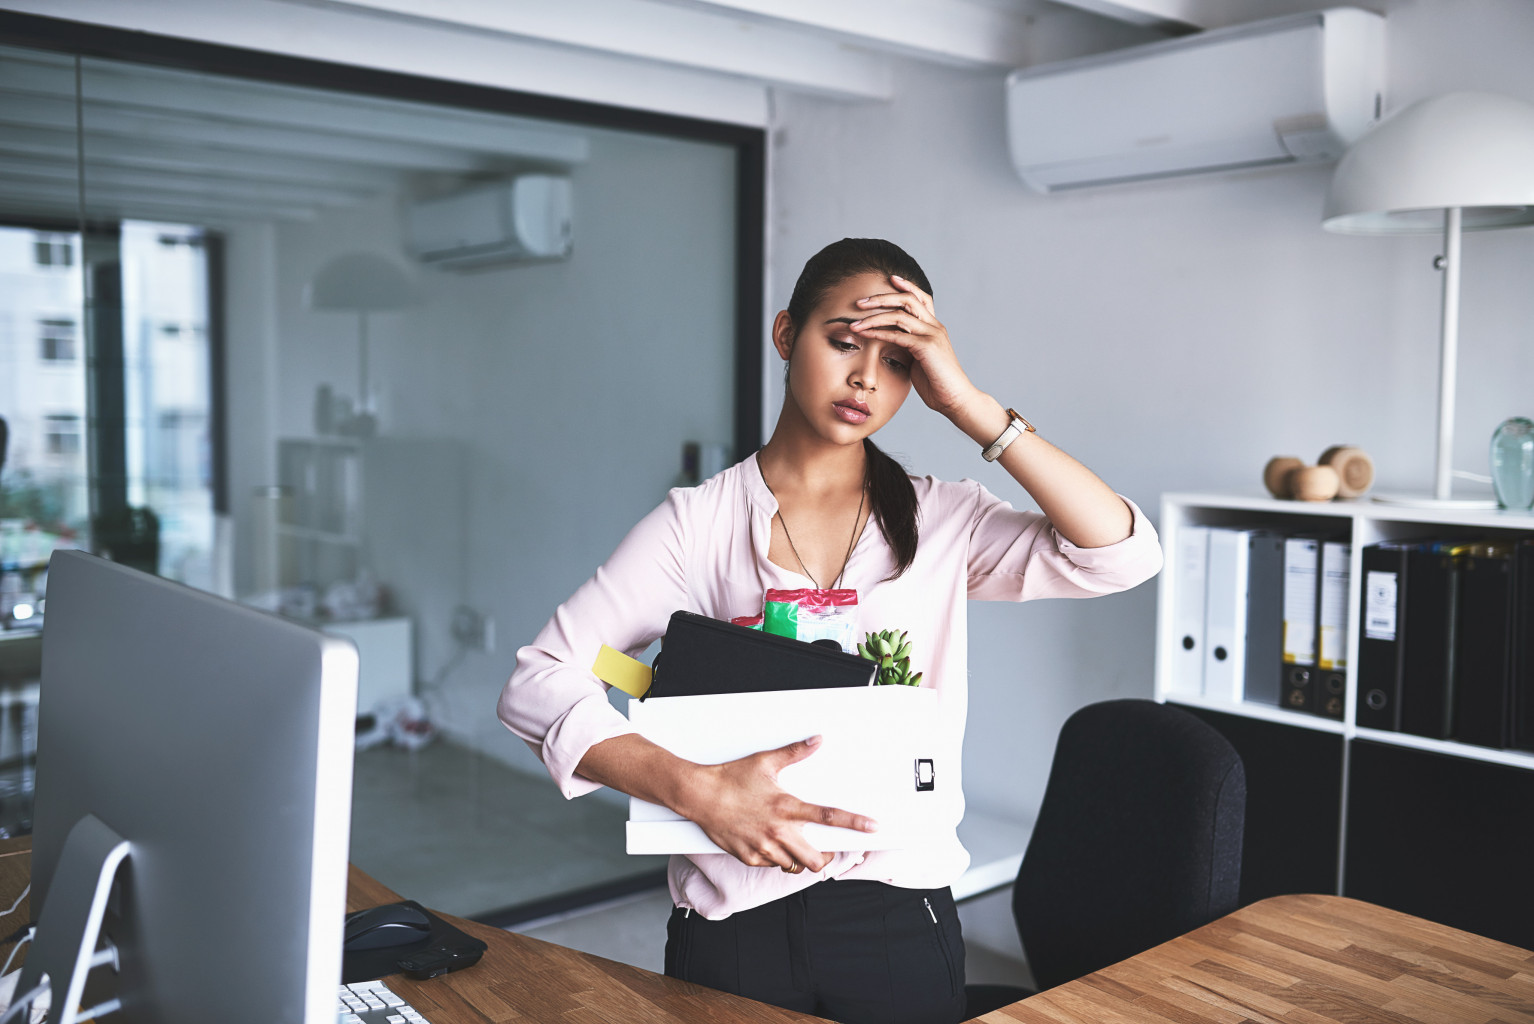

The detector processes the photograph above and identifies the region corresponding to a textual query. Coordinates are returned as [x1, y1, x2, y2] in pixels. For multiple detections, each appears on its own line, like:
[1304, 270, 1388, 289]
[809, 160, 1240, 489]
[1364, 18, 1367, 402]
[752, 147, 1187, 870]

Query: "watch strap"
[981, 408, 1036, 462]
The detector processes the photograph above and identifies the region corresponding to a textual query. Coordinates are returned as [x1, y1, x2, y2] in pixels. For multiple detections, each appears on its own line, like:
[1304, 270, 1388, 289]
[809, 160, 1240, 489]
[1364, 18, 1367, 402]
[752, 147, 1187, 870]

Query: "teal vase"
[1490, 417, 1534, 510]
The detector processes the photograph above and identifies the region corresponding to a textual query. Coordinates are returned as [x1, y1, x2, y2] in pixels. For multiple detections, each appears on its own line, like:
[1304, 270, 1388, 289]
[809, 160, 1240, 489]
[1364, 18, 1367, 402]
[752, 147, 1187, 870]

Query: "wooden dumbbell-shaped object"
[1318, 445, 1374, 499]
[1263, 456, 1304, 498]
[1290, 464, 1340, 502]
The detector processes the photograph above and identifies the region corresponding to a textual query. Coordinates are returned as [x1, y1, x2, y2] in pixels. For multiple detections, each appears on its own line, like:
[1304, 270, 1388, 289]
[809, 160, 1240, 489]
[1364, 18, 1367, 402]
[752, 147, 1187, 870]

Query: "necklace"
[775, 484, 866, 590]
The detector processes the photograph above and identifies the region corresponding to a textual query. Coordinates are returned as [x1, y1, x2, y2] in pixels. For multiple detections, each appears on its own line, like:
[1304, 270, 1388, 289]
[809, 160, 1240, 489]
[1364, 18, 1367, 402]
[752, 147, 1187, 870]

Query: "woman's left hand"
[850, 275, 982, 423]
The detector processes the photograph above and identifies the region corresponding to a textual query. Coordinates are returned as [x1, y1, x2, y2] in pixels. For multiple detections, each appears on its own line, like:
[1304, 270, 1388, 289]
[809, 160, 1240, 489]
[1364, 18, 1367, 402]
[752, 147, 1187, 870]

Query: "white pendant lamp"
[304, 253, 418, 437]
[1323, 91, 1534, 507]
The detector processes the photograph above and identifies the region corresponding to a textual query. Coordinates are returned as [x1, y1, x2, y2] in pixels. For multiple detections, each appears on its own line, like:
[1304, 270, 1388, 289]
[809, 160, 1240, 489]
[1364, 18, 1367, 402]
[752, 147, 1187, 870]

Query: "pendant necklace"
[774, 484, 866, 590]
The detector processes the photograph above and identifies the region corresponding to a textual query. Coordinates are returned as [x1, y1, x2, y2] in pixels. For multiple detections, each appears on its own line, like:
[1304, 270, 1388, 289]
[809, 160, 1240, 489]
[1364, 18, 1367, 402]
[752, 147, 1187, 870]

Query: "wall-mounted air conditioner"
[406, 175, 573, 270]
[1005, 7, 1384, 193]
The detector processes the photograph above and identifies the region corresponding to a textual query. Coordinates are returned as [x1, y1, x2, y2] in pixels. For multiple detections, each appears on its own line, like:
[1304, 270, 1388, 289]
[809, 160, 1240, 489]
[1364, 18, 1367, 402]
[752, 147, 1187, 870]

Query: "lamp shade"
[1323, 91, 1534, 234]
[304, 252, 417, 311]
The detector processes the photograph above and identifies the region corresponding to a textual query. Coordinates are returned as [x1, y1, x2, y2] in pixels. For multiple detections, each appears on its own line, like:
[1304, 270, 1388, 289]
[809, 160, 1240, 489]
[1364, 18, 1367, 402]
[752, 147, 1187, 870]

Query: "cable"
[0, 928, 33, 980]
[0, 925, 28, 950]
[0, 887, 27, 921]
[0, 980, 45, 1024]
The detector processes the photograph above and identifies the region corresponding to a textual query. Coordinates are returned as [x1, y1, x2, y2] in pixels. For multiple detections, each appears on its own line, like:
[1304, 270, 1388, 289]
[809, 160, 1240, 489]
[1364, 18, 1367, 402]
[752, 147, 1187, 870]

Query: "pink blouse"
[497, 452, 1162, 919]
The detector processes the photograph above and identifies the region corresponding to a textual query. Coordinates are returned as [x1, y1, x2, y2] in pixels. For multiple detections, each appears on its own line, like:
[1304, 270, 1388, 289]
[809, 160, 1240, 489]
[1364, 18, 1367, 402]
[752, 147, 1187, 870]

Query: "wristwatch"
[981, 408, 1036, 462]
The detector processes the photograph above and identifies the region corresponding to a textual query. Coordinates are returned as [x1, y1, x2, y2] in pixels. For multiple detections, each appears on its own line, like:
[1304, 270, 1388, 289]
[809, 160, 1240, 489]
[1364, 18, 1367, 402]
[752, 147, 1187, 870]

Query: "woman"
[498, 238, 1162, 1023]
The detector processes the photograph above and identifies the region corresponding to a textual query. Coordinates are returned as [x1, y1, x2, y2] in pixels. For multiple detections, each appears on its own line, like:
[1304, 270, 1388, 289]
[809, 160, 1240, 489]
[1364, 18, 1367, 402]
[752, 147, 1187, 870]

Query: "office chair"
[964, 699, 1245, 1019]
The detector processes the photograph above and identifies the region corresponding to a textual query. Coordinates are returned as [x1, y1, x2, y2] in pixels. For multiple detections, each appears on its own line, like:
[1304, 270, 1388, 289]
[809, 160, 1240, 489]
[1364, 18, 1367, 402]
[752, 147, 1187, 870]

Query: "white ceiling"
[0, 0, 1345, 225]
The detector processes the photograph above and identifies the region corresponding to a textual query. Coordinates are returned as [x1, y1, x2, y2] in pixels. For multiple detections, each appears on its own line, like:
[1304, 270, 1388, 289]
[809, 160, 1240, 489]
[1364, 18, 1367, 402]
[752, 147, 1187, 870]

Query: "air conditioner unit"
[406, 175, 573, 269]
[1005, 7, 1384, 193]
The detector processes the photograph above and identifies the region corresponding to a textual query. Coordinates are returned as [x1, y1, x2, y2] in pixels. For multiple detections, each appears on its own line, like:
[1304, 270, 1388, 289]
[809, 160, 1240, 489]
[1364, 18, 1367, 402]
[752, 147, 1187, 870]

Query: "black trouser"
[664, 880, 966, 1024]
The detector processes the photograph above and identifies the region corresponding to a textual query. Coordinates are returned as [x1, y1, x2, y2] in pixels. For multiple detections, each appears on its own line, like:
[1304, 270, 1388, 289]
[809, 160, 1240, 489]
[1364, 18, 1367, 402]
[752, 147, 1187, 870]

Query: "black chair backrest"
[1012, 699, 1245, 991]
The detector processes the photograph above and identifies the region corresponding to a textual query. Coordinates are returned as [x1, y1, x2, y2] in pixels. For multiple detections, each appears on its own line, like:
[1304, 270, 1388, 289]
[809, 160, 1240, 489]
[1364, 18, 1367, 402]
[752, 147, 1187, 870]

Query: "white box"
[625, 686, 951, 855]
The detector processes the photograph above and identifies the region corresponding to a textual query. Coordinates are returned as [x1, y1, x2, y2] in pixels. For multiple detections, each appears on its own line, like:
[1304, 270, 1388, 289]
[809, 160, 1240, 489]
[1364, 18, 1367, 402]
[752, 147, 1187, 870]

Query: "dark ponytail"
[863, 438, 918, 580]
[785, 238, 927, 579]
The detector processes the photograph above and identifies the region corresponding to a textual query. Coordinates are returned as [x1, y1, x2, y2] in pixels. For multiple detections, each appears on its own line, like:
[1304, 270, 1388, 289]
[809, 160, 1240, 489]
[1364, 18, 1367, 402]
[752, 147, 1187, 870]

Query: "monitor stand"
[17, 814, 130, 1024]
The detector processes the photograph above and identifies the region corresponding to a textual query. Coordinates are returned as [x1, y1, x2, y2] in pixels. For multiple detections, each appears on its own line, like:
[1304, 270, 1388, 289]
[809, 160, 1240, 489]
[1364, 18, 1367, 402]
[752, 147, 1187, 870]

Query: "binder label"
[1319, 542, 1351, 670]
[1282, 538, 1319, 665]
[1365, 570, 1397, 641]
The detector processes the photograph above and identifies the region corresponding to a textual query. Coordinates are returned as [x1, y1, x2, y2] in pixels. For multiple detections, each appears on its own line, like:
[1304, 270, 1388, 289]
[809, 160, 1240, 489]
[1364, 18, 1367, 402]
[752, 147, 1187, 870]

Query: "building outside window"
[38, 318, 78, 362]
[43, 414, 82, 456]
[32, 233, 73, 269]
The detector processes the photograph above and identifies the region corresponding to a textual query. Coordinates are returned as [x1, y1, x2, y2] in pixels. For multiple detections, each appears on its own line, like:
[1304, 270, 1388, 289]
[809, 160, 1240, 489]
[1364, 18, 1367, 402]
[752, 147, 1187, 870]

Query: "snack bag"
[730, 613, 764, 630]
[762, 588, 858, 652]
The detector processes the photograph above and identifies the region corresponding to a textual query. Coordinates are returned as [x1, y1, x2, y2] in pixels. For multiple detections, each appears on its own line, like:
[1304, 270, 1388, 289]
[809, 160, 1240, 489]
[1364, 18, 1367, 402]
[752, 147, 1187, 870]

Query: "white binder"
[1282, 537, 1320, 670]
[1170, 525, 1210, 697]
[624, 686, 952, 855]
[1319, 541, 1351, 671]
[1204, 527, 1252, 701]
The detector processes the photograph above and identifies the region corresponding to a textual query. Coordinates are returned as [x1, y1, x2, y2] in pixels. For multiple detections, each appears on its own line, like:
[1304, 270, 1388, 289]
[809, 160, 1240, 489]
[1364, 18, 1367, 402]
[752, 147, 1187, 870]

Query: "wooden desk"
[978, 892, 1534, 1023]
[6, 840, 1532, 1024]
[0, 837, 823, 1023]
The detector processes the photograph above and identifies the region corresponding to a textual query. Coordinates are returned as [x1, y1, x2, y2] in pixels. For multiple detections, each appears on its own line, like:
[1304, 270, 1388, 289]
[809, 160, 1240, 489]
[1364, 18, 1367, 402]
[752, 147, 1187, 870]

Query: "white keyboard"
[338, 979, 435, 1024]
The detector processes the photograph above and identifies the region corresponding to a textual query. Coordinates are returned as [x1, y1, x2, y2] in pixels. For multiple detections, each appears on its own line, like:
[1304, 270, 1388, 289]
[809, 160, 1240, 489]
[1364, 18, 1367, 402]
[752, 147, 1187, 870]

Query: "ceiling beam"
[0, 154, 377, 209]
[0, 178, 320, 223]
[0, 52, 591, 164]
[303, 0, 895, 100]
[0, 97, 503, 175]
[656, 0, 1034, 66]
[0, 124, 399, 192]
[1043, 0, 1204, 30]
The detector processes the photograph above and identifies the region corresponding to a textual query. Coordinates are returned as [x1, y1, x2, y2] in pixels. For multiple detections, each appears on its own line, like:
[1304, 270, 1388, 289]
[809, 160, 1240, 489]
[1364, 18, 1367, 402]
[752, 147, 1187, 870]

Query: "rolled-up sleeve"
[497, 491, 691, 798]
[964, 484, 1163, 602]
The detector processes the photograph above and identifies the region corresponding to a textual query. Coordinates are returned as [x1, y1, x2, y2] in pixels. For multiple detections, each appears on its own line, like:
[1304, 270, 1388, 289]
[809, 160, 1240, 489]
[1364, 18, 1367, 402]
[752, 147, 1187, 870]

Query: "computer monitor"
[17, 550, 357, 1023]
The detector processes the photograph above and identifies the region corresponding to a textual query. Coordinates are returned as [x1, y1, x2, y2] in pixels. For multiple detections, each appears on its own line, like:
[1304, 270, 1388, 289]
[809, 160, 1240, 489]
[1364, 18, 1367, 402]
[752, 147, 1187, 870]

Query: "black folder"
[645, 610, 875, 699]
[1317, 670, 1346, 720]
[1515, 541, 1534, 751]
[1454, 544, 1517, 749]
[1400, 544, 1464, 740]
[1357, 542, 1410, 732]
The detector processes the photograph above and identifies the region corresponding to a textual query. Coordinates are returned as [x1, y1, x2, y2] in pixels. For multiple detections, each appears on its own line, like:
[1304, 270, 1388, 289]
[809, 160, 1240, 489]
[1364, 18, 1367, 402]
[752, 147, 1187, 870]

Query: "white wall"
[765, 0, 1534, 826]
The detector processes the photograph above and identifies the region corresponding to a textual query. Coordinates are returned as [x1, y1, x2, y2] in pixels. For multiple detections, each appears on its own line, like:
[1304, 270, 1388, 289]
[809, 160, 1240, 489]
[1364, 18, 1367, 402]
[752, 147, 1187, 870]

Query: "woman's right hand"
[683, 735, 879, 873]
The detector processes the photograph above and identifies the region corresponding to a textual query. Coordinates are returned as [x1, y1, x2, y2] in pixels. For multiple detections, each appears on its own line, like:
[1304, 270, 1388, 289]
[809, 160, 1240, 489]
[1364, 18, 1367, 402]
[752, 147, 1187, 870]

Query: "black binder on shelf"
[1357, 542, 1412, 731]
[1400, 543, 1464, 740]
[1453, 543, 1517, 749]
[1515, 540, 1534, 751]
[1242, 531, 1286, 706]
[1317, 669, 1346, 720]
[1315, 540, 1350, 721]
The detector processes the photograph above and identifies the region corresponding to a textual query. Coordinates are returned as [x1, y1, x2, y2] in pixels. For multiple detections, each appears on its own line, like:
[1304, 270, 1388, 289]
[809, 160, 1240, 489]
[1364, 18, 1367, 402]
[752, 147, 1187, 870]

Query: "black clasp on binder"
[914, 758, 935, 792]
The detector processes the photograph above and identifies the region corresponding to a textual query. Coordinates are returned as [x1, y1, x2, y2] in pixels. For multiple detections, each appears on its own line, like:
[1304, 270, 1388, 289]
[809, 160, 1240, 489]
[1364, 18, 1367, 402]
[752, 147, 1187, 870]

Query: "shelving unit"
[1153, 492, 1534, 949]
[277, 437, 366, 588]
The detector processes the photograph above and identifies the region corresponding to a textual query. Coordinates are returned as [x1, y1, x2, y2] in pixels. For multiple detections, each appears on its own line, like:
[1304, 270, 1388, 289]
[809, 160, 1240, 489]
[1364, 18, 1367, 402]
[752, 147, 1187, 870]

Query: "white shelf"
[1163, 692, 1345, 734]
[1353, 726, 1534, 771]
[1163, 491, 1534, 531]
[276, 524, 361, 545]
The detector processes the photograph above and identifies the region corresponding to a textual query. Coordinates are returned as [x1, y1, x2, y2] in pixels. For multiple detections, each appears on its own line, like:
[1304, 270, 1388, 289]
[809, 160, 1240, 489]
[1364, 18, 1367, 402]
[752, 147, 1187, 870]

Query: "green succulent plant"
[857, 629, 923, 687]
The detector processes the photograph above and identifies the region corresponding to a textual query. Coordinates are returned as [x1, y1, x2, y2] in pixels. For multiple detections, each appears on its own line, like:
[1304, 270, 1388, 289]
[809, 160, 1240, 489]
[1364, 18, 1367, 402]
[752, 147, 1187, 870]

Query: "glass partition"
[0, 34, 755, 916]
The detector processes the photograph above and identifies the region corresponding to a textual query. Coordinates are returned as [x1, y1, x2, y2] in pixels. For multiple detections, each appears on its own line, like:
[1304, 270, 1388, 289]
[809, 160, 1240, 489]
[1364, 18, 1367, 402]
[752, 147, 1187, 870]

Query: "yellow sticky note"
[593, 644, 652, 698]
